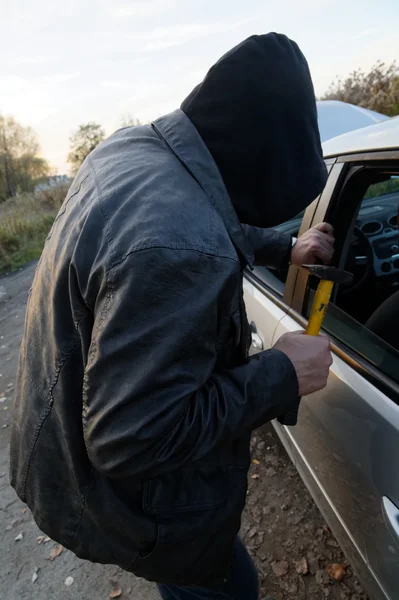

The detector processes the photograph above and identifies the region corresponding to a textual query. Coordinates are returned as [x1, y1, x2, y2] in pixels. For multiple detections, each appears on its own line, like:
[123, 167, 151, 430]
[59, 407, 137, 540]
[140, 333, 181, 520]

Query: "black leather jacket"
[10, 110, 298, 585]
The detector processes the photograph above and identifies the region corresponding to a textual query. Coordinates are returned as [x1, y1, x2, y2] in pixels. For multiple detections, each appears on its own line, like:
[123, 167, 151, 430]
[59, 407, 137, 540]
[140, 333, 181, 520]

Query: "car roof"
[322, 116, 399, 158]
[317, 100, 389, 143]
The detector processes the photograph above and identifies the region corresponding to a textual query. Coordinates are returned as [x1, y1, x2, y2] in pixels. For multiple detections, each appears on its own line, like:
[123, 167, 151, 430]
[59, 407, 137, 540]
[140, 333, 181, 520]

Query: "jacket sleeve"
[242, 224, 292, 269]
[83, 247, 298, 478]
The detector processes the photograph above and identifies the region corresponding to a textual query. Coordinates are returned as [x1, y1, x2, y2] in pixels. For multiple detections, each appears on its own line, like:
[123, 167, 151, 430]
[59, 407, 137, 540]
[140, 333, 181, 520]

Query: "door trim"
[291, 162, 347, 312]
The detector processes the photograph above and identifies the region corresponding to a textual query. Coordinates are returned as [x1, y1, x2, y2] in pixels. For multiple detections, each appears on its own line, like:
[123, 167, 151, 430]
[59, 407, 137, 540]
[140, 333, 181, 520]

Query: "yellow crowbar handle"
[305, 279, 334, 336]
[278, 264, 353, 427]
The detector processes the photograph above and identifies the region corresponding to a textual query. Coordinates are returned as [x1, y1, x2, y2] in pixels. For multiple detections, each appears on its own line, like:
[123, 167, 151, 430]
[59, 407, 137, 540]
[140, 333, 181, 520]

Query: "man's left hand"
[291, 222, 334, 266]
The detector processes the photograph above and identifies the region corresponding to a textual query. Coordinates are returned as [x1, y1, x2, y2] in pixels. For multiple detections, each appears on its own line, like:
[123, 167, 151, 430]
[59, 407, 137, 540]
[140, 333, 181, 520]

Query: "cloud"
[42, 73, 80, 84]
[100, 80, 126, 88]
[0, 72, 80, 94]
[10, 56, 53, 65]
[110, 0, 177, 18]
[352, 27, 381, 40]
[130, 17, 255, 52]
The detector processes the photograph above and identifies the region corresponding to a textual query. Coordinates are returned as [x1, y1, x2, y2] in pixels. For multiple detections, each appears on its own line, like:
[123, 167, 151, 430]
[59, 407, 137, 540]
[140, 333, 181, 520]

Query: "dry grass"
[0, 185, 68, 273]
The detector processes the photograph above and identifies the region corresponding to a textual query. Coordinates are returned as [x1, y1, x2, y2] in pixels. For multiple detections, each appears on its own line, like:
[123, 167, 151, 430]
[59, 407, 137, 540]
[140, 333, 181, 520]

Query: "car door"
[269, 156, 399, 600]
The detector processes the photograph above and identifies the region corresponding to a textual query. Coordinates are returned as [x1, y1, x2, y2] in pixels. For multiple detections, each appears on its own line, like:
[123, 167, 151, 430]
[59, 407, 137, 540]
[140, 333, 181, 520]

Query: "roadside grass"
[0, 186, 68, 273]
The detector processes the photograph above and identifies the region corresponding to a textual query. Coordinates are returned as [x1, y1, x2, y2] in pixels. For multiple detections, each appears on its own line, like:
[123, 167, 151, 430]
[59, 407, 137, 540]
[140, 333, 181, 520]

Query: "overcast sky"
[2, 0, 399, 173]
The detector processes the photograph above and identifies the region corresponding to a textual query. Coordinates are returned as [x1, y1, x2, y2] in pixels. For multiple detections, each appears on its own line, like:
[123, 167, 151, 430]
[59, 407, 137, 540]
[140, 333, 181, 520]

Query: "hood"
[181, 33, 327, 228]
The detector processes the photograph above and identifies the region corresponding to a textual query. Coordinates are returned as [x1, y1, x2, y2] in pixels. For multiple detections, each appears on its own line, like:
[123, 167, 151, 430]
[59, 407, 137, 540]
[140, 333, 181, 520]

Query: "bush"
[322, 61, 399, 116]
[0, 185, 68, 272]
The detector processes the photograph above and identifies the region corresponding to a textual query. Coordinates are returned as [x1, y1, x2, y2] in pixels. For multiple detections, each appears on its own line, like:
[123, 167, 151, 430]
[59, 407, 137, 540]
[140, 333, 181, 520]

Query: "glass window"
[303, 168, 399, 386]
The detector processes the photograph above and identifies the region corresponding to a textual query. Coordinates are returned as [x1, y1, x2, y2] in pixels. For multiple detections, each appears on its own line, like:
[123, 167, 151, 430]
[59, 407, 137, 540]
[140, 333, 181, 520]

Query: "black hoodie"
[181, 33, 327, 228]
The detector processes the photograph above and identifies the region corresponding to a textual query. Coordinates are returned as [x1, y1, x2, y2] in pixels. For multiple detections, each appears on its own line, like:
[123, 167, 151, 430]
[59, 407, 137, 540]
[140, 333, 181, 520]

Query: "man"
[10, 33, 333, 599]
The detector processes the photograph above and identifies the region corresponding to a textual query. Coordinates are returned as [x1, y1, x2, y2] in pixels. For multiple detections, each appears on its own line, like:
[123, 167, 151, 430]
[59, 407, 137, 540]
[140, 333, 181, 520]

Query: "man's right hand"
[273, 331, 333, 396]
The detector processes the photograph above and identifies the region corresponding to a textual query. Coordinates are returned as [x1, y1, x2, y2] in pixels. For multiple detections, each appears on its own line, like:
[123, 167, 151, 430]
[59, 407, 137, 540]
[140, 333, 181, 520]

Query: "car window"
[303, 166, 399, 387]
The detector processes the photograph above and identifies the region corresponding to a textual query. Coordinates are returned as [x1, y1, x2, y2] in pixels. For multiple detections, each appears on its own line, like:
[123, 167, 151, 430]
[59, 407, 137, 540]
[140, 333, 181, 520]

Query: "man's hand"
[273, 331, 333, 396]
[291, 222, 334, 266]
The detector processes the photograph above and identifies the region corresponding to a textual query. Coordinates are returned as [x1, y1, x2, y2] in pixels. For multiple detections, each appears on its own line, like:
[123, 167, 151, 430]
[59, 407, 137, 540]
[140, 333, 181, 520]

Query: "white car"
[243, 117, 399, 600]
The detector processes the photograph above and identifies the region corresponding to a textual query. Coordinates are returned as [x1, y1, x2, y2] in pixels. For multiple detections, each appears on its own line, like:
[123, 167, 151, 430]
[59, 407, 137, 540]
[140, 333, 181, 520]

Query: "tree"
[120, 114, 142, 128]
[67, 122, 105, 175]
[322, 61, 399, 116]
[0, 115, 50, 201]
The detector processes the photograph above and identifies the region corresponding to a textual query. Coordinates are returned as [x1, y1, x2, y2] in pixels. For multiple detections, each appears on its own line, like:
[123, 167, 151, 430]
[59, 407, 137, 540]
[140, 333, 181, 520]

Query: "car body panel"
[273, 313, 399, 600]
[323, 117, 399, 159]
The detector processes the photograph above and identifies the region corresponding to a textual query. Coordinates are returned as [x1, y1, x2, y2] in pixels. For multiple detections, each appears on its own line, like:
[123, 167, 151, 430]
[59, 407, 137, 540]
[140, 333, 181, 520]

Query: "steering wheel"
[338, 225, 374, 296]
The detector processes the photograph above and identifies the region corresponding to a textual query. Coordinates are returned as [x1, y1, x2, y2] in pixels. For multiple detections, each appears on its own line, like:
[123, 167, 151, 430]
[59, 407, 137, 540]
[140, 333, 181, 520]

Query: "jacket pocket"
[143, 467, 228, 515]
[130, 467, 232, 584]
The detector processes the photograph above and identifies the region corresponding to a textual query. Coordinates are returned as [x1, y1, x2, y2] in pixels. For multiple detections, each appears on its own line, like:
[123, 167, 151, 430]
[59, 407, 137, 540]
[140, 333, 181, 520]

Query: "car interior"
[326, 168, 399, 351]
[262, 165, 399, 357]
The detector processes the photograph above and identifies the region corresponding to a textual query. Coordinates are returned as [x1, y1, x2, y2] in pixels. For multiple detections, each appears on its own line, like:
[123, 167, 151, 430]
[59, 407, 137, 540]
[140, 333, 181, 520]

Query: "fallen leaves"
[294, 557, 308, 575]
[20, 508, 27, 514]
[64, 576, 74, 587]
[14, 532, 24, 541]
[252, 459, 260, 465]
[327, 563, 346, 582]
[271, 559, 289, 577]
[37, 535, 51, 544]
[251, 474, 260, 480]
[32, 567, 39, 583]
[49, 544, 63, 561]
[110, 587, 122, 598]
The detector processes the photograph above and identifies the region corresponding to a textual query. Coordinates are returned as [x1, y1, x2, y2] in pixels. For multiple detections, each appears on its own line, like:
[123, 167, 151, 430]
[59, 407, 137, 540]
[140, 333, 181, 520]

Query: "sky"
[2, 0, 399, 174]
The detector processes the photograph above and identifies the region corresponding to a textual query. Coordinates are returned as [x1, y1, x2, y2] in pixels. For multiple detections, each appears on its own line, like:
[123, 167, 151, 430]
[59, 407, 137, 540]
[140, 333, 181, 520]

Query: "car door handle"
[251, 332, 263, 350]
[382, 496, 399, 545]
[249, 321, 263, 351]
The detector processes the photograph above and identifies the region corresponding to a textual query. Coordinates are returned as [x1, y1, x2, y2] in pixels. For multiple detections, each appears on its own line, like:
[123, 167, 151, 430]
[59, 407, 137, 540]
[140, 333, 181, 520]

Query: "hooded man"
[10, 33, 334, 600]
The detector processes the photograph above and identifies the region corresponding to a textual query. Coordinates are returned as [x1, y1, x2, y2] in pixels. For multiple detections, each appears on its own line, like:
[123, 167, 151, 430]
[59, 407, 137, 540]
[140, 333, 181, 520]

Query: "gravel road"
[0, 262, 368, 600]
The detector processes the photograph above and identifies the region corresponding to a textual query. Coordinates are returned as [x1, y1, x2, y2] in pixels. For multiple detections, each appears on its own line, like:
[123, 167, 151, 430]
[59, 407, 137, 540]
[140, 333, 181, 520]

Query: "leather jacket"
[10, 110, 298, 585]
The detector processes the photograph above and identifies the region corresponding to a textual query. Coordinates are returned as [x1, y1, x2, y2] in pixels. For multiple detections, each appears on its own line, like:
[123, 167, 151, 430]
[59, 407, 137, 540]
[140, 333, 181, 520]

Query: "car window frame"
[288, 151, 399, 404]
[246, 159, 337, 307]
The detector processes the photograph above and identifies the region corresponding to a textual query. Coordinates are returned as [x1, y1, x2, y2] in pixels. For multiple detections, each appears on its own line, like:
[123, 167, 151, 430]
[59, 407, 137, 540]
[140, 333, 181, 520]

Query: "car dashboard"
[356, 193, 399, 278]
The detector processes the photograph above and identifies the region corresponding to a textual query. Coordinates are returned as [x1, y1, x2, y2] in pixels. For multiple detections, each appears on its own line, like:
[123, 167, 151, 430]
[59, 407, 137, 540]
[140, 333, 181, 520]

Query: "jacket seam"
[106, 245, 239, 275]
[87, 156, 115, 270]
[70, 466, 94, 542]
[21, 316, 88, 499]
[46, 173, 91, 242]
[82, 267, 115, 454]
[19, 403, 52, 501]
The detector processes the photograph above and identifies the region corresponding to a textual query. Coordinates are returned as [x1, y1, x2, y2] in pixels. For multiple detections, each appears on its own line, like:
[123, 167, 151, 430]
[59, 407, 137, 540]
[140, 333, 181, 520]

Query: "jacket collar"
[152, 109, 254, 267]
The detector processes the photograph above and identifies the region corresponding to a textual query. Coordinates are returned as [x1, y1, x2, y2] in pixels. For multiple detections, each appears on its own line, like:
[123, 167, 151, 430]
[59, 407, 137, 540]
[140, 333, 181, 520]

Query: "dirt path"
[0, 263, 368, 600]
